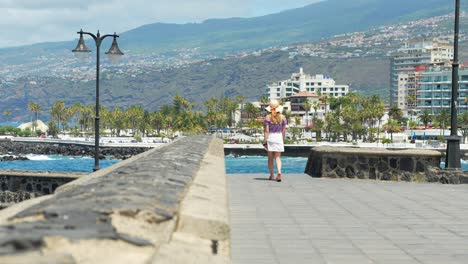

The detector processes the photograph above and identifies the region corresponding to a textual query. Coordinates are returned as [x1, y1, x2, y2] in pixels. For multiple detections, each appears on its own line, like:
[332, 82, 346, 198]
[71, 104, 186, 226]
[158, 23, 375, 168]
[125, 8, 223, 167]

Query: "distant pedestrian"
[263, 99, 287, 182]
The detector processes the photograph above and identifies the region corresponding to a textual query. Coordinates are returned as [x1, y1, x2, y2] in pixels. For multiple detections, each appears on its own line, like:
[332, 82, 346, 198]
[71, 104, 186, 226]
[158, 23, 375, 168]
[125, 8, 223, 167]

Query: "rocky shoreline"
[0, 140, 150, 160]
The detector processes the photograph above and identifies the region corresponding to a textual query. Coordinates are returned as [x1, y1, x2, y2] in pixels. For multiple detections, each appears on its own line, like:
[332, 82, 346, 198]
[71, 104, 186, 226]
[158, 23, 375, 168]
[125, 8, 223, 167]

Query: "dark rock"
[368, 158, 378, 166]
[336, 168, 345, 178]
[416, 161, 426, 172]
[345, 166, 355, 178]
[381, 172, 392, 181]
[359, 163, 369, 171]
[358, 156, 367, 163]
[328, 158, 337, 170]
[400, 158, 414, 172]
[400, 172, 412, 182]
[389, 158, 398, 169]
[338, 158, 346, 168]
[356, 171, 365, 179]
[377, 161, 388, 172]
[346, 156, 357, 164]
[369, 168, 376, 180]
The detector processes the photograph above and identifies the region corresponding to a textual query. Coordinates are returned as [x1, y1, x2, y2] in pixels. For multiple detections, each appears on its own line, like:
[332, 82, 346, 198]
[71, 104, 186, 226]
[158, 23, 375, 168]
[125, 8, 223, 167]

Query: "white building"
[390, 38, 453, 106]
[266, 68, 349, 101]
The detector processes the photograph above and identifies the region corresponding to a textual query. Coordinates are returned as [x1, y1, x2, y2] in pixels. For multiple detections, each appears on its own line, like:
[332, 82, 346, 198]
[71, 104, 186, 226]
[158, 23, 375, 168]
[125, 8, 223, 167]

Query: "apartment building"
[390, 38, 453, 106]
[397, 66, 424, 115]
[417, 66, 468, 114]
[266, 68, 349, 101]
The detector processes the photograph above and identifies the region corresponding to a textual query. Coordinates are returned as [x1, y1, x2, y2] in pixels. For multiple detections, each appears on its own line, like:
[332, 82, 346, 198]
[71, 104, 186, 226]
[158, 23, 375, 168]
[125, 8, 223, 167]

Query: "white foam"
[25, 154, 53, 161]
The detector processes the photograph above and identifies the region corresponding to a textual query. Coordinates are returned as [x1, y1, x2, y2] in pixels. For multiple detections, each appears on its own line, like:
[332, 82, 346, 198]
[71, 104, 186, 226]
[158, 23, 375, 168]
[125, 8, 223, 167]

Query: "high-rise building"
[390, 38, 453, 106]
[417, 65, 468, 115]
[266, 68, 349, 101]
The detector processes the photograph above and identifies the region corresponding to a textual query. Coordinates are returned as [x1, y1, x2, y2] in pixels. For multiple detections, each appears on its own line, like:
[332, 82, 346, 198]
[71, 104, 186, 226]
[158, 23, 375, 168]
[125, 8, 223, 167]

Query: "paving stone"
[229, 174, 468, 264]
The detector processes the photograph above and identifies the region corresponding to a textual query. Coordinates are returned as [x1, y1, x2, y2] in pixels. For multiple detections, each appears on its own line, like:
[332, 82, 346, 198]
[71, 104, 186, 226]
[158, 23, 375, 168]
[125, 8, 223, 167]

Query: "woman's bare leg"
[268, 151, 274, 179]
[275, 152, 282, 181]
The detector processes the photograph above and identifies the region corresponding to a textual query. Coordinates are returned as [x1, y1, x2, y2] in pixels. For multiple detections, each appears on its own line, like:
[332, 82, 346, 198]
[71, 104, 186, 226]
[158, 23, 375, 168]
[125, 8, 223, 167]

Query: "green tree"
[50, 101, 66, 132]
[383, 119, 401, 142]
[458, 111, 468, 143]
[27, 102, 42, 132]
[236, 96, 245, 128]
[303, 99, 312, 128]
[418, 109, 432, 129]
[436, 109, 450, 136]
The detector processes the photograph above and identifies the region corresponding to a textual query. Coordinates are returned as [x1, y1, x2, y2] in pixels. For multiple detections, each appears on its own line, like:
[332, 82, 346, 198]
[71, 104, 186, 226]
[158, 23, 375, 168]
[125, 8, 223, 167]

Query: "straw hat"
[265, 99, 284, 113]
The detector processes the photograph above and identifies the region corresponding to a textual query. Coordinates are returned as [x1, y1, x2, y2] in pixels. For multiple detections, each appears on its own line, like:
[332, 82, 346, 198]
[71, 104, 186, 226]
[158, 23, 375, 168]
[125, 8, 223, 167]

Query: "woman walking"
[263, 100, 287, 182]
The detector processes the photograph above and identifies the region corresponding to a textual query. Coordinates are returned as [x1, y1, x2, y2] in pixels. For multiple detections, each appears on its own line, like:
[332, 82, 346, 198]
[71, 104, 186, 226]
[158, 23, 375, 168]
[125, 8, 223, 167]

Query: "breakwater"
[224, 143, 468, 159]
[0, 140, 149, 159]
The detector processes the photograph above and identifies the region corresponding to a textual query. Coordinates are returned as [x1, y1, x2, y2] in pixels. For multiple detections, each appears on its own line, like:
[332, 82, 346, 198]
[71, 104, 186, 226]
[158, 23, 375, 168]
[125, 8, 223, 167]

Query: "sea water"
[0, 154, 119, 172]
[224, 155, 468, 174]
[225, 155, 308, 174]
[0, 154, 467, 174]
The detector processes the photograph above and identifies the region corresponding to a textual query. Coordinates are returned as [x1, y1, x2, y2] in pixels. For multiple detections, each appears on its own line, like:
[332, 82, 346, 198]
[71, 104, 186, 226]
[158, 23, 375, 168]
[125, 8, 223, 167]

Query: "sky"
[0, 0, 322, 48]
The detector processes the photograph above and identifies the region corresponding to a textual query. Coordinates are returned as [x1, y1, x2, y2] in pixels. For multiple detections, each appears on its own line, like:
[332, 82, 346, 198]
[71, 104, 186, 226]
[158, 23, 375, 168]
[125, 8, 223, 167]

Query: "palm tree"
[303, 99, 312, 128]
[27, 102, 42, 132]
[418, 109, 432, 129]
[436, 109, 450, 137]
[388, 104, 403, 123]
[244, 102, 259, 120]
[383, 119, 401, 142]
[236, 96, 245, 128]
[50, 101, 66, 132]
[458, 111, 468, 143]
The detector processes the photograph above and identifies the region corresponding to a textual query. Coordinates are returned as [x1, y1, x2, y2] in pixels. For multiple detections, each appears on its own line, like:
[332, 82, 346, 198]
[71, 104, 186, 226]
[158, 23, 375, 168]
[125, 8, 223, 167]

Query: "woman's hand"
[263, 142, 268, 151]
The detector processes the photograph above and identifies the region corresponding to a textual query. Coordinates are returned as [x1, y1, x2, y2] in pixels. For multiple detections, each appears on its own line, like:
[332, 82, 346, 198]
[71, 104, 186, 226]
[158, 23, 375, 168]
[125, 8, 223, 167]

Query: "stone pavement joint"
[228, 174, 468, 264]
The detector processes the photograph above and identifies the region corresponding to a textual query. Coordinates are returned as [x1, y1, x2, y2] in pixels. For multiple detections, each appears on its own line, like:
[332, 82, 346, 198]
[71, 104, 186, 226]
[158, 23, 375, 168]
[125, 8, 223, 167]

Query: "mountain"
[120, 0, 453, 54]
[0, 0, 466, 121]
[0, 51, 390, 122]
[0, 0, 457, 61]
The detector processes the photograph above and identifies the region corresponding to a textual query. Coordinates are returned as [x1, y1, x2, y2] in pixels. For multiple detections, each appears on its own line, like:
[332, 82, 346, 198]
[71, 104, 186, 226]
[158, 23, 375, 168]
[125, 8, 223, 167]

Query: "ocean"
[0, 154, 120, 172]
[0, 154, 466, 174]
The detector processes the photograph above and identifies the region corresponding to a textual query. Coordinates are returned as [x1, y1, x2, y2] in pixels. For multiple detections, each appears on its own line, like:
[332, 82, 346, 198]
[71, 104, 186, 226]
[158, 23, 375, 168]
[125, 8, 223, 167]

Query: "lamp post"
[72, 29, 124, 171]
[446, 0, 461, 169]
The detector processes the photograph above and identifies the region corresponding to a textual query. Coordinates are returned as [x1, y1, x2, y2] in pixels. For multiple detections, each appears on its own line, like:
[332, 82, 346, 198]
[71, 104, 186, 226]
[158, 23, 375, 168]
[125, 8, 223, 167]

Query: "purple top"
[264, 116, 287, 134]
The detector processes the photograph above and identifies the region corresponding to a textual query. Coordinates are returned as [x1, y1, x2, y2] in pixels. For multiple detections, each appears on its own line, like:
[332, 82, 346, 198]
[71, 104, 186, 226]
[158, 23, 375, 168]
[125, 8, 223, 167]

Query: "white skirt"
[267, 133, 284, 152]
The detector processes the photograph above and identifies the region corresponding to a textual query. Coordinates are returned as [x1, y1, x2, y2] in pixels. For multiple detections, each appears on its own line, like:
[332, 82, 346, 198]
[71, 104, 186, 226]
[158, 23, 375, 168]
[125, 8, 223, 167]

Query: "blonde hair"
[269, 100, 282, 124]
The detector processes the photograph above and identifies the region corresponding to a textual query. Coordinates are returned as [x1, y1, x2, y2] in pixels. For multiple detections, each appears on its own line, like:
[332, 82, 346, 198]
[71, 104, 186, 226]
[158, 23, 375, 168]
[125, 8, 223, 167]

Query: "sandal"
[276, 173, 282, 182]
[268, 174, 274, 181]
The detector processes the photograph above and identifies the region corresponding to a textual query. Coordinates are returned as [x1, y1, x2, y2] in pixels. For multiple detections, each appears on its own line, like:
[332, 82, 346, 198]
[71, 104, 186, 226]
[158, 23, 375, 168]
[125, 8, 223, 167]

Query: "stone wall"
[0, 171, 83, 208]
[0, 136, 230, 263]
[0, 140, 149, 159]
[304, 146, 460, 182]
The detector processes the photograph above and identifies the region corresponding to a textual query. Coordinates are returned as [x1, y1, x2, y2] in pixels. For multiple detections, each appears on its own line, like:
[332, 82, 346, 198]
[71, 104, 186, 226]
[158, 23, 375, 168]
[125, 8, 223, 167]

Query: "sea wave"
[24, 154, 93, 161]
[25, 154, 53, 161]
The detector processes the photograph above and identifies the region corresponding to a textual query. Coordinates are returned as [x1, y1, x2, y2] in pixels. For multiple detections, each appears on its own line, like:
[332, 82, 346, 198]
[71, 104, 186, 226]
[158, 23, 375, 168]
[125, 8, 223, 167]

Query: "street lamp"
[446, 0, 461, 169]
[73, 29, 124, 171]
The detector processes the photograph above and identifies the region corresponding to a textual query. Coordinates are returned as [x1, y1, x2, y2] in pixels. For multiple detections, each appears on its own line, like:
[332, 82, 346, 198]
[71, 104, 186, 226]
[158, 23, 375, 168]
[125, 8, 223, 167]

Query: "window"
[277, 93, 280, 97]
[323, 88, 327, 91]
[277, 88, 281, 91]
[342, 88, 346, 91]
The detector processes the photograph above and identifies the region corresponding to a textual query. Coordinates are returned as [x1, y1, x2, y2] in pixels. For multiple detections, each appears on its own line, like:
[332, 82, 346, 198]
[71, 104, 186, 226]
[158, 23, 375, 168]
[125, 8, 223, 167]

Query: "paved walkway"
[228, 174, 468, 264]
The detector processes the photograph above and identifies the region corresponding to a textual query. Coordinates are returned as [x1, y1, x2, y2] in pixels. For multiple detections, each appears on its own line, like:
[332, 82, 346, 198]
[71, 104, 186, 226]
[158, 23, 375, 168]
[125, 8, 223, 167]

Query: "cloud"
[0, 0, 322, 48]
